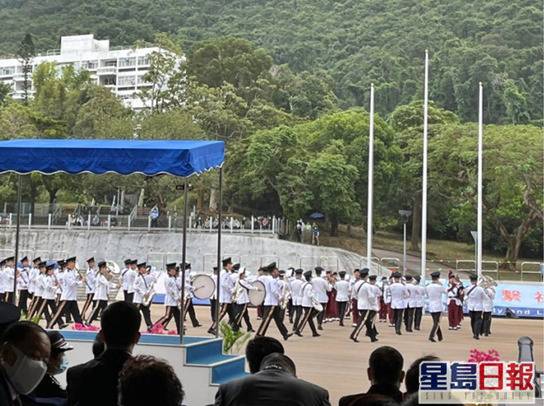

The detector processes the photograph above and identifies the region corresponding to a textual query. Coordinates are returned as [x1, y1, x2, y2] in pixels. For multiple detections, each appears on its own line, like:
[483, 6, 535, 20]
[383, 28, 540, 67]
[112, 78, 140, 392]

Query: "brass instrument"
[232, 279, 244, 303]
[279, 280, 291, 310]
[142, 278, 156, 306]
[479, 275, 498, 289]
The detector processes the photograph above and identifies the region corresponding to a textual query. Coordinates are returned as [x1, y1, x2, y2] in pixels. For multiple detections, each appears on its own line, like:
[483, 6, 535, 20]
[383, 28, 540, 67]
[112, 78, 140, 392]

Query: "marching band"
[0, 255, 497, 342]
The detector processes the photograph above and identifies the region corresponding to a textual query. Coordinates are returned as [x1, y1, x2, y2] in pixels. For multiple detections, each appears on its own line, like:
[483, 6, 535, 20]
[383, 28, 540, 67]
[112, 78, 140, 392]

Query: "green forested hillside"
[0, 0, 541, 123]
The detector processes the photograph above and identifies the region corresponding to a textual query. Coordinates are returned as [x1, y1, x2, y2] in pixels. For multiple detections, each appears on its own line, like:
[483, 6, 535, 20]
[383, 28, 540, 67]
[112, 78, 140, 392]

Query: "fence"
[0, 212, 281, 235]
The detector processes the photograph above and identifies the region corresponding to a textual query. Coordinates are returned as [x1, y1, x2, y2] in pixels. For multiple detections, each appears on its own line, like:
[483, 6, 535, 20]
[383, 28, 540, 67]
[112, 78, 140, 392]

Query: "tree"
[0, 82, 11, 106]
[16, 33, 34, 104]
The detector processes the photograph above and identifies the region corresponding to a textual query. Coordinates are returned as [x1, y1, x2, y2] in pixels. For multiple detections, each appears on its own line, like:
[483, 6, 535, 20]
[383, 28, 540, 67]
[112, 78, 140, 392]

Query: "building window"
[119, 57, 136, 68]
[0, 67, 15, 76]
[83, 60, 98, 70]
[137, 56, 150, 66]
[117, 76, 136, 87]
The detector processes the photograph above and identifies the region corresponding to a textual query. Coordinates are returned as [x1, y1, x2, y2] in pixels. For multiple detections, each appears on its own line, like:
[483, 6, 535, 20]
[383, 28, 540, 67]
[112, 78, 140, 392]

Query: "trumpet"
[479, 275, 498, 289]
[142, 279, 156, 306]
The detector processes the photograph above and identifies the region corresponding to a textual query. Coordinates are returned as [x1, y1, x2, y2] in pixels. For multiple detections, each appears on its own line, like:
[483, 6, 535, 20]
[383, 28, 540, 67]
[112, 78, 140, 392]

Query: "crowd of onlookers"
[0, 300, 468, 406]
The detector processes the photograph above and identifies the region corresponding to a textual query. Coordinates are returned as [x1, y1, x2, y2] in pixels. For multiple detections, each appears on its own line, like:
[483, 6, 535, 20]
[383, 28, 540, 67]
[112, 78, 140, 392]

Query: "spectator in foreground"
[119, 355, 184, 406]
[66, 301, 141, 406]
[404, 355, 440, 396]
[245, 336, 285, 374]
[0, 321, 50, 406]
[339, 346, 405, 406]
[29, 330, 74, 401]
[215, 353, 330, 406]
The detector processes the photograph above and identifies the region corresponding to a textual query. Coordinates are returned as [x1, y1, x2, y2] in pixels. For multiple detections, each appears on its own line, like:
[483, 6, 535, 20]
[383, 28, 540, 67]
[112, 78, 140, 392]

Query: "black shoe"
[396, 331, 402, 335]
[350, 336, 359, 342]
[414, 327, 420, 331]
[207, 328, 215, 335]
[312, 333, 321, 337]
[429, 337, 436, 342]
[339, 322, 344, 326]
[247, 328, 255, 333]
[473, 335, 479, 340]
[193, 323, 202, 328]
[371, 337, 378, 342]
[284, 333, 293, 341]
[317, 325, 323, 331]
[406, 329, 413, 333]
[59, 323, 69, 329]
[294, 331, 303, 337]
[438, 334, 443, 342]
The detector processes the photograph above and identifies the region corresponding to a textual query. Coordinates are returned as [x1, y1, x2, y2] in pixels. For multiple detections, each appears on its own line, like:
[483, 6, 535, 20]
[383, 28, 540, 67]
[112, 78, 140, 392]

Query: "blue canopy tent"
[0, 139, 225, 341]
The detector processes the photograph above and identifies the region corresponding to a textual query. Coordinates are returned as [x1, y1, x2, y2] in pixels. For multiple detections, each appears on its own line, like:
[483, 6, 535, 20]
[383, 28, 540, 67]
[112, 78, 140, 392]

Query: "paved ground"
[44, 304, 543, 405]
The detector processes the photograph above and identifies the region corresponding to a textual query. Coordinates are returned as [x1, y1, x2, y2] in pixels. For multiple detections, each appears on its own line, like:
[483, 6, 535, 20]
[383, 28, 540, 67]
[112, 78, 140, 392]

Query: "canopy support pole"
[13, 175, 22, 304]
[215, 167, 223, 338]
[180, 179, 189, 344]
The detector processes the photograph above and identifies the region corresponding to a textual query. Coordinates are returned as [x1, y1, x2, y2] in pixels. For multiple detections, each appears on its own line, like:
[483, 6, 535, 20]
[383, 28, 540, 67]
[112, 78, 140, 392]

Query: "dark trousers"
[287, 299, 294, 322]
[87, 300, 108, 324]
[210, 299, 217, 322]
[414, 307, 423, 330]
[158, 306, 182, 334]
[404, 307, 414, 332]
[210, 303, 234, 331]
[337, 301, 348, 325]
[39, 299, 63, 328]
[351, 299, 359, 324]
[81, 293, 95, 321]
[316, 304, 327, 327]
[351, 309, 367, 340]
[49, 300, 81, 328]
[17, 289, 29, 313]
[429, 311, 443, 341]
[139, 303, 153, 328]
[292, 305, 303, 331]
[296, 307, 318, 336]
[256, 305, 289, 339]
[123, 291, 134, 304]
[184, 300, 200, 327]
[393, 308, 404, 334]
[233, 303, 253, 332]
[481, 312, 492, 335]
[470, 310, 483, 338]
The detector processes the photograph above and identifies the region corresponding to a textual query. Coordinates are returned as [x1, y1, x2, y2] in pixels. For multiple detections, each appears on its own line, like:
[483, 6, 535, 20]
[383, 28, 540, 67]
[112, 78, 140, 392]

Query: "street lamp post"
[399, 210, 412, 275]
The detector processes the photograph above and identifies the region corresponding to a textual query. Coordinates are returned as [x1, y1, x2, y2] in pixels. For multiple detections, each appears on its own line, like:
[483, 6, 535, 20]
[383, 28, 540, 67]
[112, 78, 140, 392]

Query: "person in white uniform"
[87, 261, 115, 325]
[290, 269, 304, 332]
[413, 275, 425, 330]
[403, 275, 416, 332]
[335, 271, 351, 326]
[121, 259, 138, 303]
[48, 256, 83, 328]
[350, 269, 377, 342]
[133, 262, 155, 331]
[3, 257, 15, 304]
[481, 284, 495, 337]
[389, 271, 409, 335]
[425, 271, 447, 342]
[232, 267, 257, 333]
[294, 270, 320, 337]
[81, 257, 97, 322]
[37, 263, 67, 329]
[16, 256, 31, 313]
[466, 273, 486, 340]
[155, 263, 182, 333]
[312, 267, 331, 330]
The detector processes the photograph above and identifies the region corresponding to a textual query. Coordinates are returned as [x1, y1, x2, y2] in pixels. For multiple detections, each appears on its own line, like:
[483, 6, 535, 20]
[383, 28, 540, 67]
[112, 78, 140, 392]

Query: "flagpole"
[366, 83, 374, 269]
[477, 82, 483, 278]
[421, 50, 429, 281]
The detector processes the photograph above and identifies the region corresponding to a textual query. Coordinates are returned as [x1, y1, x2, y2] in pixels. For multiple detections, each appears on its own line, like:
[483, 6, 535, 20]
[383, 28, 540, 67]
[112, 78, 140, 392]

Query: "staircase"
[60, 331, 247, 404]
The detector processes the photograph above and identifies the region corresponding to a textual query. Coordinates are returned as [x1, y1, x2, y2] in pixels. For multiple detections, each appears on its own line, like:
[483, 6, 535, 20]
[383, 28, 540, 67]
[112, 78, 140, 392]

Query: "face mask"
[2, 345, 47, 394]
[51, 354, 69, 375]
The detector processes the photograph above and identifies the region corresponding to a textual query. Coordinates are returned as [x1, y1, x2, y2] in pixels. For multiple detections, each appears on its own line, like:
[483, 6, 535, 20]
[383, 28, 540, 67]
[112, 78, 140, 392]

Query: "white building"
[0, 34, 178, 110]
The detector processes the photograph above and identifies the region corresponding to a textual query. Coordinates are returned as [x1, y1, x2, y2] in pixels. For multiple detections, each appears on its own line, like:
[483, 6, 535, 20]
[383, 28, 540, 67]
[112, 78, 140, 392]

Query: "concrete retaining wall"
[0, 229, 368, 274]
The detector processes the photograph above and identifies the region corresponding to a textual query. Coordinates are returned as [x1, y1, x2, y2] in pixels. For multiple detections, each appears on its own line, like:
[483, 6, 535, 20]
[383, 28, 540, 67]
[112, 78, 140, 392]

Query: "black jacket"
[338, 384, 403, 406]
[66, 349, 132, 406]
[0, 368, 19, 406]
[214, 369, 330, 406]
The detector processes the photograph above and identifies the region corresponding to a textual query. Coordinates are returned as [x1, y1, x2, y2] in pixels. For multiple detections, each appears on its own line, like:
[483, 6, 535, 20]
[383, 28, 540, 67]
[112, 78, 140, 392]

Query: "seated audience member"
[339, 346, 405, 406]
[29, 331, 74, 400]
[245, 336, 285, 374]
[119, 355, 184, 406]
[66, 302, 141, 406]
[404, 356, 440, 396]
[92, 334, 105, 359]
[0, 321, 50, 406]
[215, 353, 330, 406]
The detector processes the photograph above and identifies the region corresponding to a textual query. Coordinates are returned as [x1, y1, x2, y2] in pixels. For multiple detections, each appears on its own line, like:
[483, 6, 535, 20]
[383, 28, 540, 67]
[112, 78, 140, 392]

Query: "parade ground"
[135, 305, 544, 404]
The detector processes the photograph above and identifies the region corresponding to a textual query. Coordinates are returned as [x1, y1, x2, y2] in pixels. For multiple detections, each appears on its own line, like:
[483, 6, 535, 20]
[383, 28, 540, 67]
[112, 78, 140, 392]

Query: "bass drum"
[191, 274, 216, 299]
[249, 280, 266, 306]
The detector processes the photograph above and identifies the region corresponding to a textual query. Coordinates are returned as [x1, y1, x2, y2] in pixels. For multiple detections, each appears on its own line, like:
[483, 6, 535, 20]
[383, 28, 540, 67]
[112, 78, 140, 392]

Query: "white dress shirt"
[164, 276, 180, 306]
[28, 267, 39, 294]
[301, 282, 315, 308]
[290, 278, 304, 306]
[406, 283, 417, 308]
[16, 267, 29, 291]
[42, 275, 57, 300]
[60, 269, 81, 301]
[335, 280, 350, 302]
[219, 270, 234, 304]
[235, 279, 257, 305]
[482, 287, 495, 312]
[121, 268, 138, 293]
[311, 276, 331, 303]
[370, 284, 382, 311]
[3, 267, 14, 293]
[389, 282, 408, 309]
[447, 284, 461, 306]
[133, 273, 154, 304]
[85, 268, 97, 294]
[426, 282, 447, 313]
[466, 284, 486, 311]
[414, 284, 425, 307]
[94, 273, 112, 301]
[263, 276, 281, 306]
[357, 282, 375, 310]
